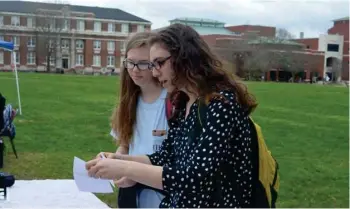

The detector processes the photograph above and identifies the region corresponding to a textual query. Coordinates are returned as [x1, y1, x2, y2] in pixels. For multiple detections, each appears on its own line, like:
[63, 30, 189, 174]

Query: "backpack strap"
[165, 97, 173, 120]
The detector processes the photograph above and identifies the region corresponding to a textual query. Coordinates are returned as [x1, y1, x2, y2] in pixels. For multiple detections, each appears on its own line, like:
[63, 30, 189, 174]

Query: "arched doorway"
[326, 57, 341, 81]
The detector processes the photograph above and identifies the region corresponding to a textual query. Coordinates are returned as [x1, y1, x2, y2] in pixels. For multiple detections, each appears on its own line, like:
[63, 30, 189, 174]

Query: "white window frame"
[27, 17, 33, 28]
[93, 40, 101, 50]
[107, 56, 115, 67]
[27, 37, 36, 47]
[15, 51, 20, 64]
[76, 40, 84, 49]
[93, 55, 101, 66]
[120, 41, 126, 51]
[0, 51, 3, 64]
[77, 20, 85, 31]
[0, 16, 3, 26]
[11, 16, 20, 26]
[62, 19, 69, 31]
[76, 54, 84, 66]
[121, 23, 129, 33]
[94, 21, 101, 32]
[12, 36, 19, 46]
[61, 39, 69, 48]
[107, 41, 115, 51]
[27, 52, 35, 64]
[108, 23, 115, 32]
[137, 25, 144, 32]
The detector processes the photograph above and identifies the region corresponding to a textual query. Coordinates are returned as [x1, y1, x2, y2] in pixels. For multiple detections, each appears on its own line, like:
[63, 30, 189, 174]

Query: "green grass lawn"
[0, 72, 348, 208]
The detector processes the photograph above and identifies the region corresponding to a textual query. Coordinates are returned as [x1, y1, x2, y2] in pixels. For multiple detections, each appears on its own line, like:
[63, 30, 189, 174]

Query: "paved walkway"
[1, 179, 111, 208]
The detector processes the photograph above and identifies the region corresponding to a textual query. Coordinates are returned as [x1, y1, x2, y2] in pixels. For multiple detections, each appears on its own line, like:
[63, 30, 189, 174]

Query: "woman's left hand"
[86, 158, 127, 180]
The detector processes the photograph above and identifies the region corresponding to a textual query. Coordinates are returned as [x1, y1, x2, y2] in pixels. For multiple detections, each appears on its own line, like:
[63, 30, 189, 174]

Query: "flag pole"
[13, 51, 22, 115]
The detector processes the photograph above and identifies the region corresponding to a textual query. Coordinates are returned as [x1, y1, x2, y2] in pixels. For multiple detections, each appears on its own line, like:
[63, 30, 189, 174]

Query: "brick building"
[294, 17, 349, 81]
[0, 1, 151, 73]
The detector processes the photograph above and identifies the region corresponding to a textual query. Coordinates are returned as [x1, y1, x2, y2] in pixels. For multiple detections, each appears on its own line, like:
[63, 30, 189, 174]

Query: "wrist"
[122, 160, 134, 179]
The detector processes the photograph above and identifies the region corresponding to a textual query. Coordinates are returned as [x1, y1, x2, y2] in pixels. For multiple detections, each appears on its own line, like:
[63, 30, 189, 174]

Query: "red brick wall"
[294, 38, 319, 50]
[101, 40, 107, 67]
[20, 17, 27, 26]
[115, 24, 121, 32]
[85, 39, 93, 66]
[201, 34, 241, 46]
[102, 22, 108, 31]
[225, 25, 276, 37]
[85, 20, 93, 30]
[328, 20, 349, 41]
[4, 16, 10, 25]
[131, 24, 137, 32]
[19, 36, 27, 65]
[70, 19, 76, 30]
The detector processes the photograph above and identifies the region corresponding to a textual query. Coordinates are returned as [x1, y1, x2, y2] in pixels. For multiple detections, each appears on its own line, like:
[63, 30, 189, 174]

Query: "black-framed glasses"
[123, 59, 152, 71]
[150, 56, 171, 71]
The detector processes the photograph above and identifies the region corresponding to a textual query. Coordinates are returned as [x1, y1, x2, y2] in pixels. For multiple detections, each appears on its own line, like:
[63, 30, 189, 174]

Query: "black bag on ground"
[0, 172, 15, 188]
[117, 183, 167, 208]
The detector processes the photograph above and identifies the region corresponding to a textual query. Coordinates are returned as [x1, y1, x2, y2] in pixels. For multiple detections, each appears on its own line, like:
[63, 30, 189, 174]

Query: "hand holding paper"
[73, 156, 114, 193]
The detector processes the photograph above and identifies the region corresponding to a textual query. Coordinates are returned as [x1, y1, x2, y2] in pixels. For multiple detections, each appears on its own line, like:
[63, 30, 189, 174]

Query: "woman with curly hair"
[87, 23, 258, 208]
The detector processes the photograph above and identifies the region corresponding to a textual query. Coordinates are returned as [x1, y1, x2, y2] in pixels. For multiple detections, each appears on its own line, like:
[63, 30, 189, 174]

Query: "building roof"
[169, 17, 225, 25]
[248, 36, 304, 46]
[332, 16, 349, 22]
[0, 1, 150, 23]
[152, 25, 239, 36]
[191, 26, 239, 35]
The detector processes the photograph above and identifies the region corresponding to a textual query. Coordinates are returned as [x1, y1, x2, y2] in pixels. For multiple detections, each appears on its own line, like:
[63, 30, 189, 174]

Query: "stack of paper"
[73, 156, 115, 193]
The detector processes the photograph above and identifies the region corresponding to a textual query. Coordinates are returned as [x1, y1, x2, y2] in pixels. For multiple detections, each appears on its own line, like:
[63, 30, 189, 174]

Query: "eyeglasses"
[150, 56, 171, 71]
[123, 59, 152, 71]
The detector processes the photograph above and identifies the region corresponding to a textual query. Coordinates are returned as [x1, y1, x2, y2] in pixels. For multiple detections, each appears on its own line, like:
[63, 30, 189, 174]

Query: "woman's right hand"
[96, 152, 117, 159]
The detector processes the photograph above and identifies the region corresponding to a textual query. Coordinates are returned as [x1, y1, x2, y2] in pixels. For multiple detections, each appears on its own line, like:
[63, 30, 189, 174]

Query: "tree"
[35, 4, 70, 72]
[275, 28, 295, 41]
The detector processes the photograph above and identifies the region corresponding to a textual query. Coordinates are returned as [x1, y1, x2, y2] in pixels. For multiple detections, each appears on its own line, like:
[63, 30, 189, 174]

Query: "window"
[76, 40, 84, 49]
[120, 41, 126, 50]
[77, 20, 85, 31]
[137, 25, 144, 32]
[121, 24, 129, 33]
[0, 16, 3, 26]
[93, 40, 101, 50]
[327, 44, 339, 52]
[108, 23, 115, 32]
[27, 37, 36, 47]
[15, 52, 20, 64]
[94, 21, 101, 32]
[107, 41, 115, 51]
[61, 39, 69, 48]
[27, 17, 33, 28]
[76, 54, 84, 66]
[11, 16, 20, 26]
[0, 35, 4, 41]
[27, 52, 35, 64]
[12, 36, 19, 46]
[107, 56, 115, 66]
[62, 19, 69, 30]
[0, 52, 3, 64]
[93, 55, 101, 66]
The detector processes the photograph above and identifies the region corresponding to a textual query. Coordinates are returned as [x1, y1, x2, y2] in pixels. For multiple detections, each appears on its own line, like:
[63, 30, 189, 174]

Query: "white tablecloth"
[1, 179, 111, 208]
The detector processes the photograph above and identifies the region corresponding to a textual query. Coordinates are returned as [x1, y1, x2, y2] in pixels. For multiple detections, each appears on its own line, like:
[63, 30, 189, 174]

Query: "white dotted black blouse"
[147, 90, 254, 208]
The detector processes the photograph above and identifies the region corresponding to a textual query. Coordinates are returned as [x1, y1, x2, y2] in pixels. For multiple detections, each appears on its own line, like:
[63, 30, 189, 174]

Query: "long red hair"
[111, 32, 156, 147]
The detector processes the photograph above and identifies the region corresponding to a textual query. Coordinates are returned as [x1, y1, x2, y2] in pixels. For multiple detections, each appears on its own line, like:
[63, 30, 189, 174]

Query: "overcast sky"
[25, 0, 349, 38]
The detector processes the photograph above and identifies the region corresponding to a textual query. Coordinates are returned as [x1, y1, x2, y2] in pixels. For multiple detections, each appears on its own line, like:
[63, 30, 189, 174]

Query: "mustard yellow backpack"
[196, 100, 280, 208]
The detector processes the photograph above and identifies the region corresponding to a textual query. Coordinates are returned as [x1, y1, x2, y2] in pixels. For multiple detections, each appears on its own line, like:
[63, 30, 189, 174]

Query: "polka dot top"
[147, 90, 254, 208]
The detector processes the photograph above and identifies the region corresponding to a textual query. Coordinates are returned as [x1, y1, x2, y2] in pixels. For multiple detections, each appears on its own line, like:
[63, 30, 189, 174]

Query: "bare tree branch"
[35, 2, 70, 72]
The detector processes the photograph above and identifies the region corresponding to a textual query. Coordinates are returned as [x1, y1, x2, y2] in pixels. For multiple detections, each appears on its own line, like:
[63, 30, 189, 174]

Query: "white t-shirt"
[110, 88, 168, 208]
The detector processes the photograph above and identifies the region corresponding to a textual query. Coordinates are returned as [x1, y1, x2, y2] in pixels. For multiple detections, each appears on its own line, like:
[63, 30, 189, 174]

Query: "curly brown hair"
[149, 23, 257, 115]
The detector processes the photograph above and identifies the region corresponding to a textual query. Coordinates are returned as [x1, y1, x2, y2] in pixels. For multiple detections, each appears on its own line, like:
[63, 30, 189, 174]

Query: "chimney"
[299, 32, 304, 39]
